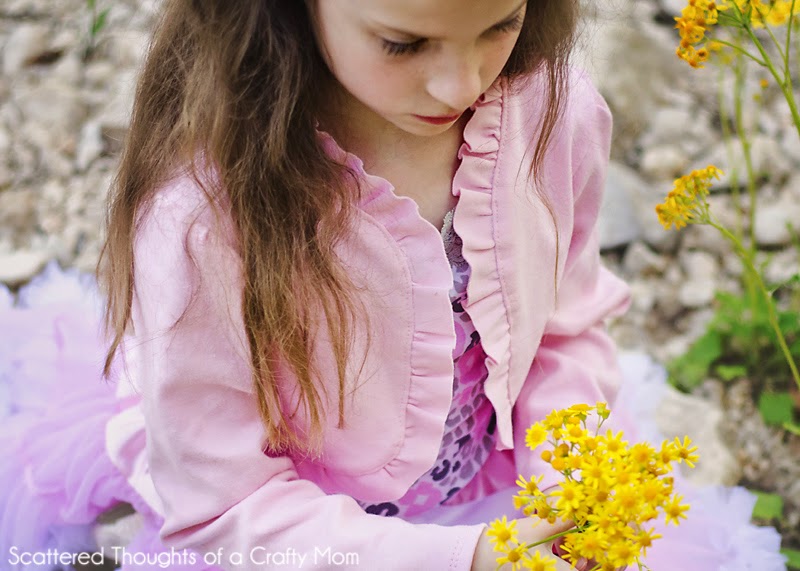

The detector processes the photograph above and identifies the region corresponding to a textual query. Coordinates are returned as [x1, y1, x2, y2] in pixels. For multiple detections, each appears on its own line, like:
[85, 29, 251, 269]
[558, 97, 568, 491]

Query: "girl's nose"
[426, 51, 484, 113]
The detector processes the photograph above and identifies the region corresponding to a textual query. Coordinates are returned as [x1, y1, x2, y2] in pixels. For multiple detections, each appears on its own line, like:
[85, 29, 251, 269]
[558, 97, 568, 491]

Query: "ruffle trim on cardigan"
[312, 81, 504, 497]
[313, 131, 459, 499]
[449, 78, 515, 448]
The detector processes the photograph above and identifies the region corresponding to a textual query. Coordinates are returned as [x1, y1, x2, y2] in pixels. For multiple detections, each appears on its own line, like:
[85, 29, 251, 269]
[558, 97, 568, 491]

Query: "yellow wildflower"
[544, 409, 566, 430]
[608, 541, 638, 568]
[552, 480, 585, 516]
[629, 442, 656, 467]
[665, 494, 691, 525]
[516, 474, 545, 497]
[521, 550, 556, 571]
[526, 423, 548, 450]
[487, 515, 518, 548]
[600, 429, 628, 457]
[656, 165, 723, 230]
[566, 530, 607, 562]
[635, 528, 663, 555]
[673, 436, 700, 468]
[495, 543, 527, 571]
[501, 404, 696, 570]
[640, 478, 669, 506]
[531, 495, 556, 523]
[674, 0, 729, 67]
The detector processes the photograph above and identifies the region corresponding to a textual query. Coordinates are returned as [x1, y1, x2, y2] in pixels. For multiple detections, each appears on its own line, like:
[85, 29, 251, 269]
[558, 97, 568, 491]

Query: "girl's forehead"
[339, 0, 527, 36]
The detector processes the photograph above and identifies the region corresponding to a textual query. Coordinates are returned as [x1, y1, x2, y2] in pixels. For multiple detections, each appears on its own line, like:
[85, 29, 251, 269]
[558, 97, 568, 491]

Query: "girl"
[0, 1, 787, 570]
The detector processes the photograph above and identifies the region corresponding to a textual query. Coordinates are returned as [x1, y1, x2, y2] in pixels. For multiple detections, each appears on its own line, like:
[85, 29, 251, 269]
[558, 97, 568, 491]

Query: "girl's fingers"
[526, 545, 579, 571]
[514, 515, 574, 543]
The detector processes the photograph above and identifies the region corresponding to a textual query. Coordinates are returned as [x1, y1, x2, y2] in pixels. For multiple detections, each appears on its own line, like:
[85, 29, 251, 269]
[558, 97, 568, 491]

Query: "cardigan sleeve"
[129, 177, 485, 571]
[511, 74, 632, 492]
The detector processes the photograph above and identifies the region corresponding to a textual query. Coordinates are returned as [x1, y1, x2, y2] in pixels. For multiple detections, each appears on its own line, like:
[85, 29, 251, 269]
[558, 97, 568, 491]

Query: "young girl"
[0, 1, 788, 570]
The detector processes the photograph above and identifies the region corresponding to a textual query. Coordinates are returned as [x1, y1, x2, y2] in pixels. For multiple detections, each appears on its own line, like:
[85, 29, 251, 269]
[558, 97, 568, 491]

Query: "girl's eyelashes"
[381, 38, 426, 57]
[380, 13, 526, 57]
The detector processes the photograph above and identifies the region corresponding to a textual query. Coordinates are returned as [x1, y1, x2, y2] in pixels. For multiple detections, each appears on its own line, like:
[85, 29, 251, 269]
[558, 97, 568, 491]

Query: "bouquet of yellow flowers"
[489, 403, 699, 571]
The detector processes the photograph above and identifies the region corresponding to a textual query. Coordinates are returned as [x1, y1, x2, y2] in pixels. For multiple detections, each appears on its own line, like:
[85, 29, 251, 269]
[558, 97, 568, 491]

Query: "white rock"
[623, 241, 669, 276]
[0, 186, 38, 234]
[782, 171, 800, 202]
[762, 249, 799, 286]
[0, 250, 50, 287]
[640, 145, 690, 181]
[96, 71, 137, 133]
[0, 128, 10, 156]
[629, 278, 657, 313]
[109, 31, 149, 68]
[640, 106, 716, 157]
[76, 121, 104, 171]
[51, 51, 84, 86]
[599, 162, 643, 249]
[696, 134, 792, 185]
[680, 250, 718, 279]
[655, 386, 742, 486]
[660, 0, 686, 15]
[84, 60, 116, 88]
[754, 193, 800, 246]
[678, 251, 719, 307]
[654, 279, 685, 321]
[2, 23, 51, 75]
[722, 253, 744, 278]
[14, 81, 87, 150]
[780, 126, 800, 167]
[680, 224, 731, 257]
[0, 164, 11, 189]
[94, 511, 144, 553]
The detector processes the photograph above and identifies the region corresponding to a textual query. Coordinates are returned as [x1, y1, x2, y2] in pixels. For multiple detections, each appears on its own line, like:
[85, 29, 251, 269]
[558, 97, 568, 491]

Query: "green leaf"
[782, 548, 800, 570]
[87, 0, 96, 10]
[758, 392, 795, 426]
[668, 330, 723, 390]
[91, 8, 110, 37]
[785, 421, 800, 436]
[714, 364, 748, 381]
[751, 491, 784, 520]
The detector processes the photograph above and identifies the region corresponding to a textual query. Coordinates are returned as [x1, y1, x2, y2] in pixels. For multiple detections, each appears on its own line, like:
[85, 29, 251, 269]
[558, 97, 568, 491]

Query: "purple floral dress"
[357, 206, 498, 518]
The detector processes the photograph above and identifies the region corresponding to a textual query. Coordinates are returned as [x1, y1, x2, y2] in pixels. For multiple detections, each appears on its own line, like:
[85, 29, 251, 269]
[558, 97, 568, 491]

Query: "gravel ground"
[1, 0, 798, 559]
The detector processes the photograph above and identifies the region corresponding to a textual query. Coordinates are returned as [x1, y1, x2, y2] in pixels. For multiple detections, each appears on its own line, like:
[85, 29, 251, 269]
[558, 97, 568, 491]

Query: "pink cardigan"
[105, 68, 631, 570]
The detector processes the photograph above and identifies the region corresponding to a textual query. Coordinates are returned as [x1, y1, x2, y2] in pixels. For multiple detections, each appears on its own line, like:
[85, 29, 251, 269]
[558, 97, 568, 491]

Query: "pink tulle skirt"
[0, 263, 787, 571]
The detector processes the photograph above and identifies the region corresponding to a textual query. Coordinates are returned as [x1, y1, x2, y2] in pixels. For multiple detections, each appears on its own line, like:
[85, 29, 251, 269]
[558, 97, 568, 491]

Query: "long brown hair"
[98, 0, 581, 456]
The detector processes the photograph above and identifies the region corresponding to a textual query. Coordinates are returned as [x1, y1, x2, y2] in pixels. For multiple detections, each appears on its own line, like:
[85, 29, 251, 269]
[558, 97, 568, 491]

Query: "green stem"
[743, 23, 800, 141]
[522, 528, 576, 551]
[765, 22, 788, 64]
[732, 43, 758, 254]
[732, 42, 762, 372]
[707, 38, 767, 66]
[718, 61, 743, 240]
[709, 220, 800, 391]
[785, 0, 797, 79]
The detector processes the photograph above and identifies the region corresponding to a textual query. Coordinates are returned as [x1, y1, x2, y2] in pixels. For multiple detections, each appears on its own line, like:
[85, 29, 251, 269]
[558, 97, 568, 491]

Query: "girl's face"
[312, 0, 527, 138]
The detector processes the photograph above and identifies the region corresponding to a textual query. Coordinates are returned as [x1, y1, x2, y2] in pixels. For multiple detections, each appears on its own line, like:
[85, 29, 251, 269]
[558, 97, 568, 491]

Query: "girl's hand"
[552, 539, 628, 571]
[471, 517, 576, 571]
[471, 517, 629, 571]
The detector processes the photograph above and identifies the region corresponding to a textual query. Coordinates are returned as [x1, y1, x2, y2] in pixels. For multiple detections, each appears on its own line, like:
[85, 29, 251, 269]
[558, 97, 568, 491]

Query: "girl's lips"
[414, 113, 462, 125]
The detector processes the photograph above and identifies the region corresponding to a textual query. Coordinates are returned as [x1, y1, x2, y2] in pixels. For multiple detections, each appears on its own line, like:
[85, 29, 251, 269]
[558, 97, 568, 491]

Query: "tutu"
[0, 262, 216, 571]
[614, 353, 787, 571]
[0, 263, 787, 571]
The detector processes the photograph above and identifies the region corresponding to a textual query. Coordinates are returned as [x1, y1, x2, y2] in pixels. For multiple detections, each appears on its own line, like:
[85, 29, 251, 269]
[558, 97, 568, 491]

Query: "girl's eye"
[381, 38, 426, 57]
[380, 12, 525, 58]
[493, 13, 525, 34]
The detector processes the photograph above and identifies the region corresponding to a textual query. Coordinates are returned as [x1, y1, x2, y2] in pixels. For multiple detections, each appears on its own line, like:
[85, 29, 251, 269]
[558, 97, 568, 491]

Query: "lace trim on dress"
[440, 207, 468, 271]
